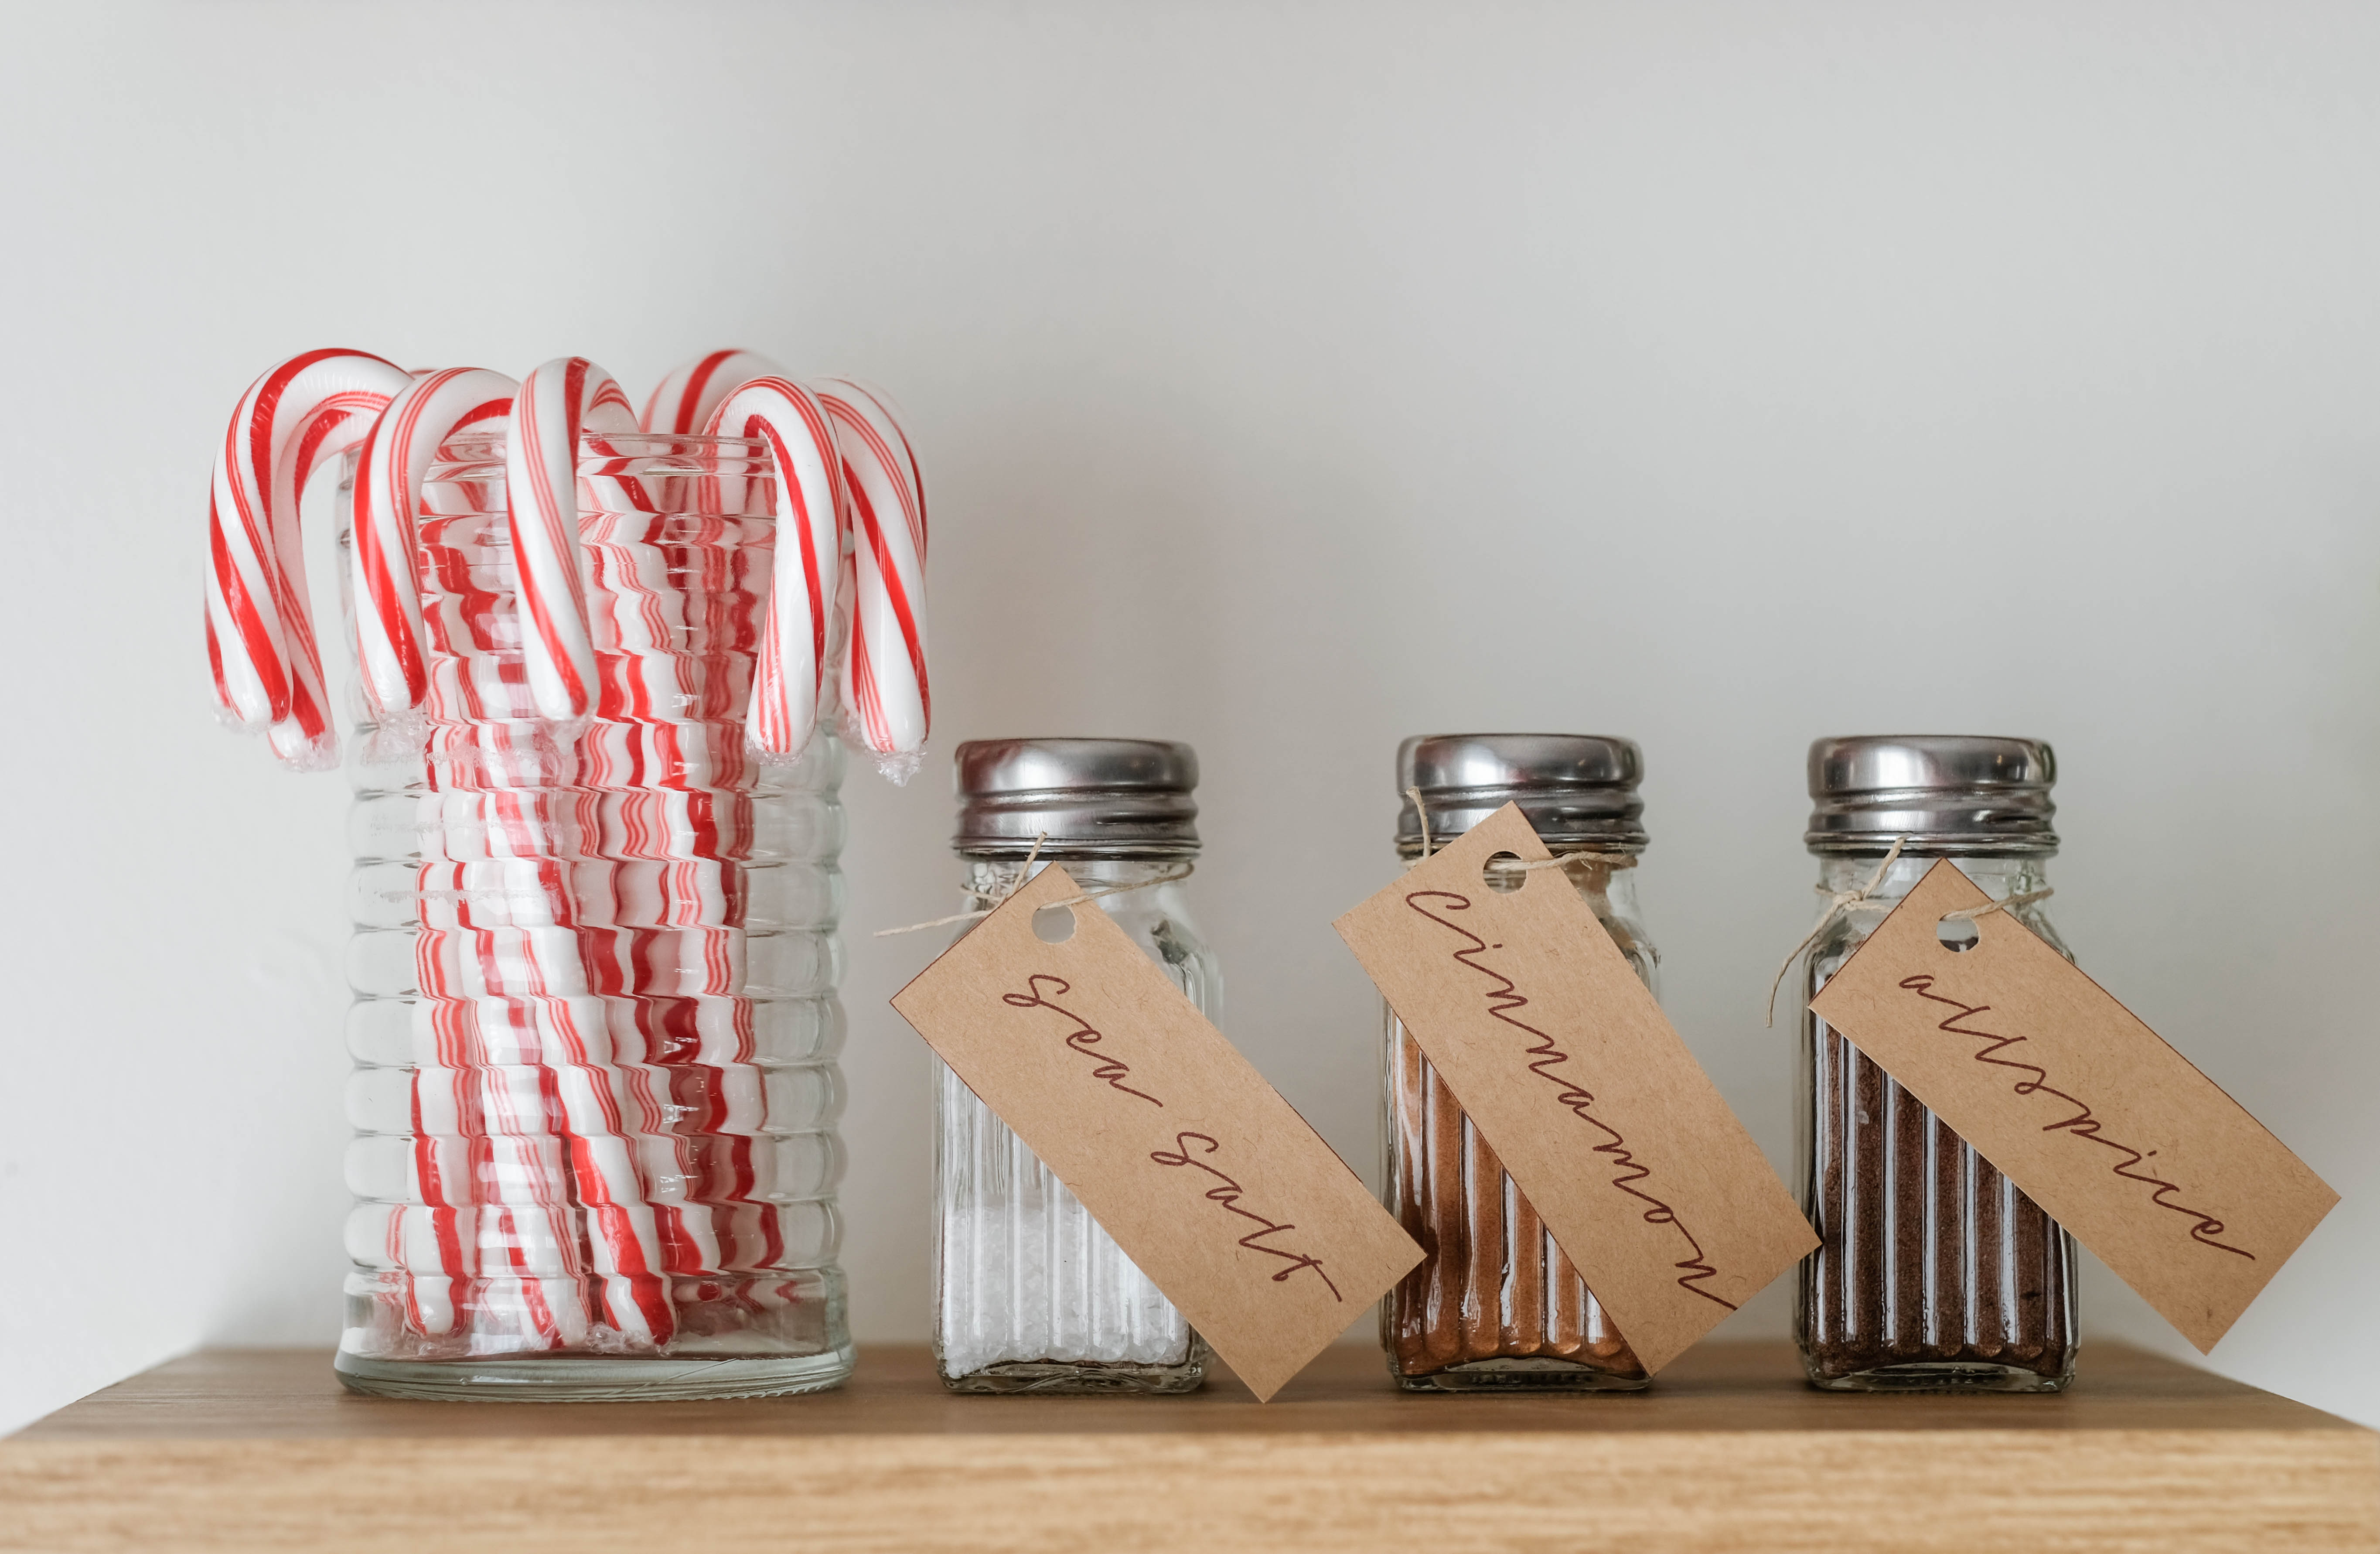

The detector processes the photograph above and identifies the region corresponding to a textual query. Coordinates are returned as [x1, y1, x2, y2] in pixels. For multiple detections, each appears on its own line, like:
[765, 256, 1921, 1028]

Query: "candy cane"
[507, 358, 638, 721]
[814, 379, 929, 758]
[206, 348, 413, 769]
[641, 348, 783, 435]
[703, 378, 846, 755]
[351, 368, 518, 722]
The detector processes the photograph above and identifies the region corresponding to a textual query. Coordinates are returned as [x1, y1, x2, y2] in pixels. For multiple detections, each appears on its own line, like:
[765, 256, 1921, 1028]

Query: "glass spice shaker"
[1382, 734, 1657, 1391]
[1795, 735, 2080, 1392]
[933, 738, 1219, 1393]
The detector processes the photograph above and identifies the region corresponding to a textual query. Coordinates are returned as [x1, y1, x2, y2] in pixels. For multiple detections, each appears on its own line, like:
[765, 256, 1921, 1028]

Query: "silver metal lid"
[954, 738, 1200, 858]
[1805, 735, 2058, 855]
[1395, 734, 1647, 856]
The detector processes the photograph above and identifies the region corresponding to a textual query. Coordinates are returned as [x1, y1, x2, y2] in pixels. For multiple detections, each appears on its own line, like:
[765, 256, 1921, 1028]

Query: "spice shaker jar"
[1795, 735, 2080, 1392]
[934, 738, 1219, 1393]
[1382, 734, 1657, 1391]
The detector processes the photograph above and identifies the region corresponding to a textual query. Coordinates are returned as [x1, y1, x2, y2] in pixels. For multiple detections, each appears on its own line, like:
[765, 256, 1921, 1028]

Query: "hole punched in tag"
[1936, 914, 1981, 953]
[1031, 904, 1078, 944]
[1933, 883, 2053, 955]
[1482, 850, 1528, 894]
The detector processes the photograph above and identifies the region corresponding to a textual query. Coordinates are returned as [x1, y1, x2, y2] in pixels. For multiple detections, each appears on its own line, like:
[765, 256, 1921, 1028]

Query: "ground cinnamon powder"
[1384, 1023, 1646, 1387]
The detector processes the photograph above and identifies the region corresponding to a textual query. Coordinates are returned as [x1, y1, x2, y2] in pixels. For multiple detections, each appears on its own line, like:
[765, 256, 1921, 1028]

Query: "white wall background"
[2, 0, 2373, 1433]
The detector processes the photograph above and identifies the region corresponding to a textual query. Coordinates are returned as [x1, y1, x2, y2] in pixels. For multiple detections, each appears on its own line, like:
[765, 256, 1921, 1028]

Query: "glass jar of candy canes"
[335, 430, 855, 1400]
[1794, 735, 2079, 1392]
[1381, 734, 1657, 1391]
[933, 739, 1217, 1393]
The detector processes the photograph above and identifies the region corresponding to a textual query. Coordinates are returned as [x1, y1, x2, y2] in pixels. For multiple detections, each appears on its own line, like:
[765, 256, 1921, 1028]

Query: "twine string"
[1940, 888, 2053, 923]
[873, 833, 1193, 937]
[1509, 851, 1637, 874]
[1763, 837, 2055, 1026]
[1764, 837, 1909, 1028]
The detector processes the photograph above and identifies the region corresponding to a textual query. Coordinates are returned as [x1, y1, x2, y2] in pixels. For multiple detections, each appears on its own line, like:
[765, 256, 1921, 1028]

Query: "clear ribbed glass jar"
[1381, 734, 1657, 1392]
[933, 738, 1216, 1393]
[1795, 734, 2079, 1393]
[335, 432, 854, 1400]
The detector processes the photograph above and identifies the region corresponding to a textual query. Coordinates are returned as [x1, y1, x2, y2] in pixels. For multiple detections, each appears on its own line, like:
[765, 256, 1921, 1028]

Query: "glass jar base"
[1800, 1356, 2074, 1394]
[334, 1345, 856, 1402]
[938, 1356, 1207, 1396]
[1391, 1356, 1650, 1393]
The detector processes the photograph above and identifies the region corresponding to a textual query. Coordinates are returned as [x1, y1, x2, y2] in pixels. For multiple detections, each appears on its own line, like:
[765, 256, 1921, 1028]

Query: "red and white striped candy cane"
[351, 368, 518, 722]
[205, 348, 413, 769]
[506, 358, 638, 721]
[813, 379, 929, 758]
[703, 378, 847, 756]
[640, 348, 783, 435]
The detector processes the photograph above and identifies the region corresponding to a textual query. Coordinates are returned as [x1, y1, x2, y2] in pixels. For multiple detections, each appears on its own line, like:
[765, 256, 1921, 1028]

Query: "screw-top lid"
[954, 738, 1200, 857]
[1395, 734, 1647, 856]
[1805, 734, 2058, 855]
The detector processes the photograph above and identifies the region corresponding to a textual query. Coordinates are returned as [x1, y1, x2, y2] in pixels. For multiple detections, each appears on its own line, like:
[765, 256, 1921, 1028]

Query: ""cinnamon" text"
[1404, 888, 1736, 1311]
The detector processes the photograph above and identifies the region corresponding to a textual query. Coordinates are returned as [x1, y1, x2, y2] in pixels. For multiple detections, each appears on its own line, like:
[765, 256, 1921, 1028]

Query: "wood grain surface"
[5, 1342, 2373, 1552]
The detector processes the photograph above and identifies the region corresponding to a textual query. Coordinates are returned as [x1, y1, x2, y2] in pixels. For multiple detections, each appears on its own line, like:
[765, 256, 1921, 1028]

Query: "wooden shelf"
[5, 1342, 2373, 1552]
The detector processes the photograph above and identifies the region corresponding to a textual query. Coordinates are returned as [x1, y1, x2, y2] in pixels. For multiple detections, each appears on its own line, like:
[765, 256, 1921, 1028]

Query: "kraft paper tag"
[1333, 805, 1817, 1373]
[1808, 857, 2337, 1352]
[890, 865, 1424, 1401]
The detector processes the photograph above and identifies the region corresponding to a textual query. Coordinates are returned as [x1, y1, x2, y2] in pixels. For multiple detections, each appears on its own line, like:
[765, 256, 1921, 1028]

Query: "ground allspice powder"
[1801, 1017, 2076, 1385]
